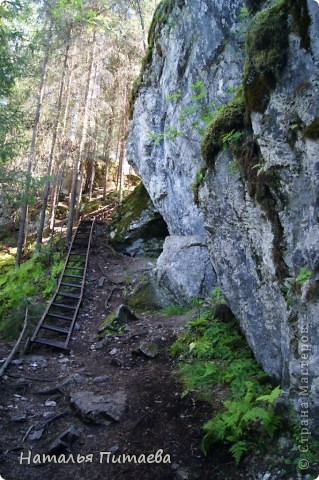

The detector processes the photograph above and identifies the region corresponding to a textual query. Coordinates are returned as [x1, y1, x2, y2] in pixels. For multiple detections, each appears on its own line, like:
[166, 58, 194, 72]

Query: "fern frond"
[229, 441, 248, 465]
[256, 385, 281, 404]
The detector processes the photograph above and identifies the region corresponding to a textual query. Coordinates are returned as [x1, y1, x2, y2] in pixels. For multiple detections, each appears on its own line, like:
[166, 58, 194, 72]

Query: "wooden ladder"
[29, 219, 95, 352]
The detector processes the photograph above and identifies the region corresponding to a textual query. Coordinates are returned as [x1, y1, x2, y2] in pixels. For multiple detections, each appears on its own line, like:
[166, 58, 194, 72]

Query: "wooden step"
[32, 338, 67, 349]
[51, 303, 77, 310]
[41, 325, 69, 334]
[47, 313, 73, 321]
[65, 266, 85, 270]
[61, 282, 82, 288]
[63, 274, 83, 279]
[56, 292, 81, 299]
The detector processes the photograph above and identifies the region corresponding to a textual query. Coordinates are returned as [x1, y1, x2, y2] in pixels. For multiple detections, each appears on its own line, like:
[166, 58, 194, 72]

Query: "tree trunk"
[132, 0, 147, 51]
[66, 32, 96, 243]
[36, 38, 70, 249]
[15, 16, 53, 267]
[88, 123, 98, 201]
[117, 82, 129, 204]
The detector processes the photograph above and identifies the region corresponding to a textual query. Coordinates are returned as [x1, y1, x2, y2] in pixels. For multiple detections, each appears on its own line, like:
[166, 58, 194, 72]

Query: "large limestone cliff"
[127, 0, 319, 426]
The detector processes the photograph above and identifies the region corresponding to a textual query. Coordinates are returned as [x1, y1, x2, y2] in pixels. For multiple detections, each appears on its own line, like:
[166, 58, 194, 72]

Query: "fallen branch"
[0, 308, 28, 378]
[104, 286, 121, 311]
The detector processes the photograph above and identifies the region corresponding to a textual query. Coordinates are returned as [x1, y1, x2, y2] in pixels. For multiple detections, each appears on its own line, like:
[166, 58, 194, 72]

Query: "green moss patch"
[243, 1, 288, 113]
[111, 182, 150, 239]
[201, 88, 246, 167]
[0, 245, 64, 339]
[99, 311, 125, 338]
[304, 118, 319, 140]
[126, 281, 160, 313]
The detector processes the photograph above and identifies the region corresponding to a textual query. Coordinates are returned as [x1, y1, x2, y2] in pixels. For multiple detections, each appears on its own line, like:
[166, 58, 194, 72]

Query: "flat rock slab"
[70, 390, 126, 424]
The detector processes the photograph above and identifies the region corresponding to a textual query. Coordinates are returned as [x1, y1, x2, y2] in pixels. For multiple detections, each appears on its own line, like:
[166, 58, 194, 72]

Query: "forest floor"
[0, 221, 304, 480]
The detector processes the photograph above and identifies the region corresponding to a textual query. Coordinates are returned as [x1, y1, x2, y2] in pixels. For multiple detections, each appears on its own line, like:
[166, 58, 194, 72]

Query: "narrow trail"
[0, 220, 237, 480]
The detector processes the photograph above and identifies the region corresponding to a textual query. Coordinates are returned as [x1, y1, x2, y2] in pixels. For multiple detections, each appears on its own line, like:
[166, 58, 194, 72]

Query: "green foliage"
[166, 90, 182, 101]
[0, 244, 64, 338]
[243, 0, 288, 113]
[202, 382, 282, 464]
[0, 166, 55, 208]
[222, 129, 243, 148]
[295, 267, 312, 286]
[172, 289, 282, 464]
[303, 119, 319, 141]
[239, 6, 250, 20]
[161, 304, 190, 316]
[0, 0, 28, 162]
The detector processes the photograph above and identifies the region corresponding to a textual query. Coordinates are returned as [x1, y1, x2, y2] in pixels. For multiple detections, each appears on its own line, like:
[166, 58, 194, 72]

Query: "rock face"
[127, 0, 319, 425]
[127, 0, 243, 298]
[156, 235, 216, 302]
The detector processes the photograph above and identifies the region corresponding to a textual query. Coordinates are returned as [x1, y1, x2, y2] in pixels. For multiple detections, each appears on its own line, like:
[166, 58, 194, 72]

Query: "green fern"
[229, 441, 248, 465]
[201, 383, 282, 463]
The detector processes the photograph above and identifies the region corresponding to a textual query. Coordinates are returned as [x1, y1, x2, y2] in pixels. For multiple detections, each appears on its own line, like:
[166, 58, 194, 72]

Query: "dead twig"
[0, 308, 28, 378]
[22, 424, 35, 443]
[104, 286, 121, 311]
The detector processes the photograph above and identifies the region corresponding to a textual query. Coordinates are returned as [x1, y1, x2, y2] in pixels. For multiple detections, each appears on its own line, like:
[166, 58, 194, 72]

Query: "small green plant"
[161, 304, 190, 316]
[171, 287, 282, 464]
[166, 90, 182, 101]
[202, 383, 282, 464]
[239, 5, 250, 20]
[191, 297, 206, 317]
[149, 80, 217, 145]
[295, 267, 312, 286]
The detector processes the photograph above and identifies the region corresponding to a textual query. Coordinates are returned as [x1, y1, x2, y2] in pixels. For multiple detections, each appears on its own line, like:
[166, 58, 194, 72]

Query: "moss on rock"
[126, 281, 162, 313]
[201, 88, 246, 167]
[243, 1, 288, 113]
[110, 182, 168, 257]
[111, 182, 150, 238]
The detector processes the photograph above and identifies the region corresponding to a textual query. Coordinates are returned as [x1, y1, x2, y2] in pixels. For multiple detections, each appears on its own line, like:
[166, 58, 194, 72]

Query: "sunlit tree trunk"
[66, 31, 96, 243]
[117, 81, 129, 203]
[88, 124, 98, 201]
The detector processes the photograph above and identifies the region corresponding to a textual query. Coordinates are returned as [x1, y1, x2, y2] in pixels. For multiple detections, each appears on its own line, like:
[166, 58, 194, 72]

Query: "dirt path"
[0, 222, 259, 480]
